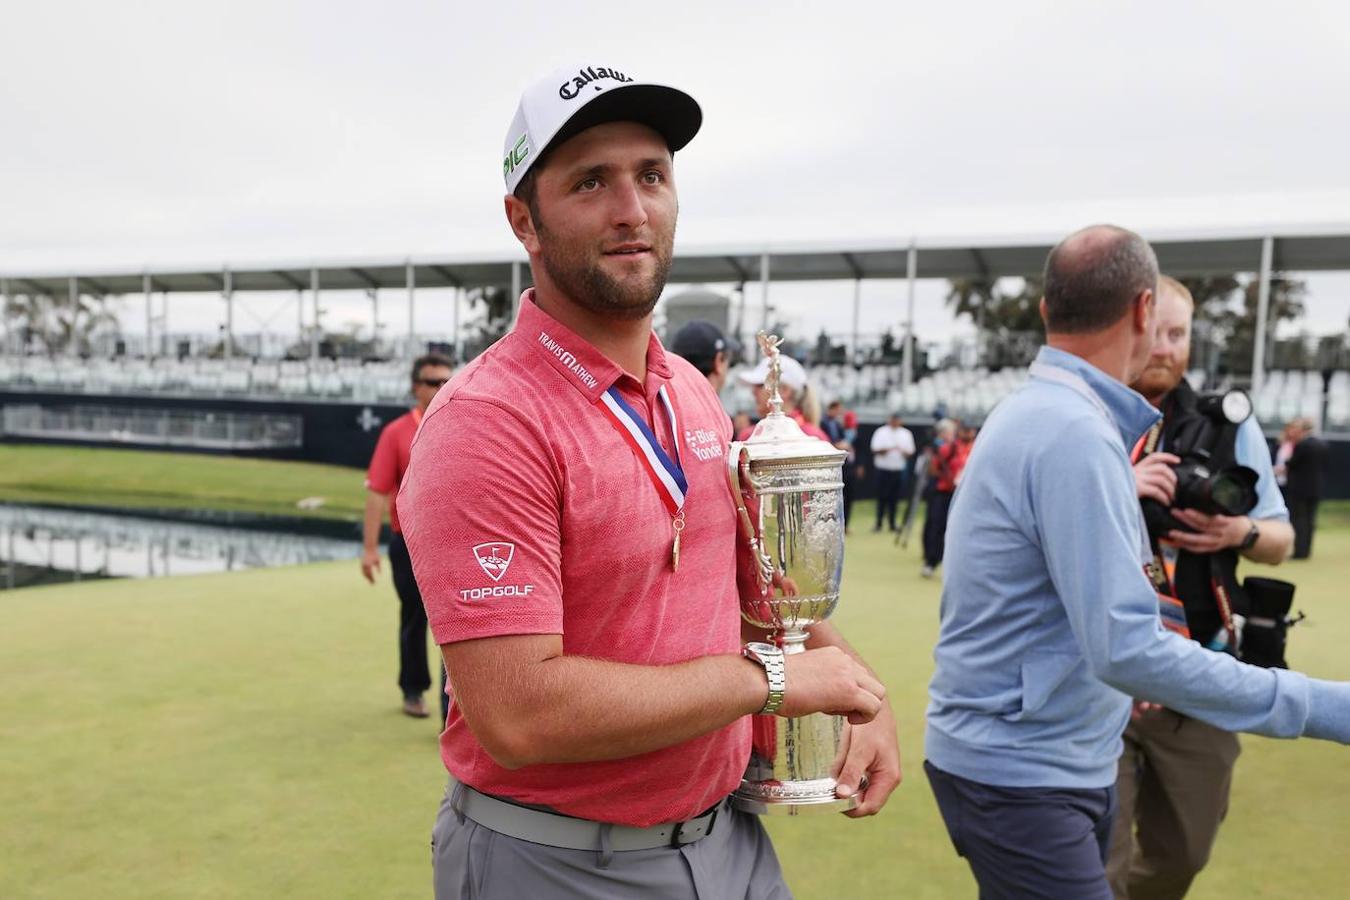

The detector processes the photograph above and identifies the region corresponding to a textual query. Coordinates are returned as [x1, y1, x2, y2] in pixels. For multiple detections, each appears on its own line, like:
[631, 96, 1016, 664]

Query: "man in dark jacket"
[1283, 417, 1330, 559]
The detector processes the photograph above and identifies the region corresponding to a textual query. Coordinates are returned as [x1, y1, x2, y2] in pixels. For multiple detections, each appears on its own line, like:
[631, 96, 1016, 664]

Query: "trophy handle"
[727, 442, 774, 593]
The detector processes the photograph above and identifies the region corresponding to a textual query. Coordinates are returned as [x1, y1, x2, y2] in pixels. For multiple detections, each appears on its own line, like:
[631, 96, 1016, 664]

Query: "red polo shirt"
[398, 292, 747, 827]
[933, 438, 972, 493]
[364, 408, 422, 534]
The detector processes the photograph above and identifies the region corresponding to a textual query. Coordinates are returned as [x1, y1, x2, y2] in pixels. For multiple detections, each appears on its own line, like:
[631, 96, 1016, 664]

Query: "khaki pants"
[1108, 709, 1241, 900]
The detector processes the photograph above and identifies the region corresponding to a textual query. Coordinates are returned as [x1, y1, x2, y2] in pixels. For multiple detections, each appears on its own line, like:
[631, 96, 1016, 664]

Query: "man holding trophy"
[399, 63, 900, 899]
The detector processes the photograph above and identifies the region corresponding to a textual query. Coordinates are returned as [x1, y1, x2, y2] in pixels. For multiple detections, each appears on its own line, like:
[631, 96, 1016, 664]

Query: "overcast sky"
[3, 0, 1349, 345]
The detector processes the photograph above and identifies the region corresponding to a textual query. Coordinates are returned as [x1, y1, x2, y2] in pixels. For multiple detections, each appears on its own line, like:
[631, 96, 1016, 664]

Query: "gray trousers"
[431, 782, 792, 899]
[1107, 709, 1241, 899]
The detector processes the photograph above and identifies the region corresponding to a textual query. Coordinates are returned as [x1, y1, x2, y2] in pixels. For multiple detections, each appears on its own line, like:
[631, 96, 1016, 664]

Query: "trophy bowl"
[727, 334, 851, 815]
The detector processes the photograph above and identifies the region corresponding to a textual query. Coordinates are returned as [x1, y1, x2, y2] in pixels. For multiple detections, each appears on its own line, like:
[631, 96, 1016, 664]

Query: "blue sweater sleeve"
[1237, 415, 1289, 521]
[1032, 417, 1350, 743]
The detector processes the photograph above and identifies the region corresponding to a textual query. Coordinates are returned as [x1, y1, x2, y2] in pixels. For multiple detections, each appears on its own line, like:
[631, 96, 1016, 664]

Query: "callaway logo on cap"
[502, 62, 702, 194]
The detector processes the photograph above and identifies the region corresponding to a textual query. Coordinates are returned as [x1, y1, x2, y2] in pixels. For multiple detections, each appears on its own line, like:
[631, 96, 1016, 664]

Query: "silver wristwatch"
[742, 642, 787, 715]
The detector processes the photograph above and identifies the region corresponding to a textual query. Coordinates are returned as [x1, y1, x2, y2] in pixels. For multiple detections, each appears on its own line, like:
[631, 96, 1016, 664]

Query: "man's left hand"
[834, 703, 902, 817]
[1165, 509, 1249, 554]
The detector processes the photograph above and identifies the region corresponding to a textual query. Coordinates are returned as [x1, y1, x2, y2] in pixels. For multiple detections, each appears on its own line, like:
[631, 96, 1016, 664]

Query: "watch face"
[746, 641, 778, 657]
[1221, 390, 1252, 424]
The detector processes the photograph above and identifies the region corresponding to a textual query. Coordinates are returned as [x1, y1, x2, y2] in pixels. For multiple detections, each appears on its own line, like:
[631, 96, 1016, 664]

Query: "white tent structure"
[4, 224, 1349, 398]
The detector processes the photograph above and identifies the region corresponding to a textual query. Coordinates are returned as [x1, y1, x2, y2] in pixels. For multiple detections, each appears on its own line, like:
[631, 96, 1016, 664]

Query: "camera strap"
[1207, 556, 1240, 654]
[1131, 421, 1192, 638]
[1137, 422, 1162, 457]
[1132, 423, 1171, 585]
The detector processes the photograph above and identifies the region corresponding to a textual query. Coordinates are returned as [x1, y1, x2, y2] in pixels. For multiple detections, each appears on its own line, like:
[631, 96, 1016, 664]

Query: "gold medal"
[671, 510, 686, 571]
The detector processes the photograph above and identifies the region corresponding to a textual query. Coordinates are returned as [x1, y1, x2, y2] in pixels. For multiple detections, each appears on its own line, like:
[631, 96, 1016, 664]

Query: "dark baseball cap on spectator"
[671, 320, 737, 372]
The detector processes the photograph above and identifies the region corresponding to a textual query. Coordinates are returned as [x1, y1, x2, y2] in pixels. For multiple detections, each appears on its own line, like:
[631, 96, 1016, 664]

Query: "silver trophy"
[727, 333, 852, 815]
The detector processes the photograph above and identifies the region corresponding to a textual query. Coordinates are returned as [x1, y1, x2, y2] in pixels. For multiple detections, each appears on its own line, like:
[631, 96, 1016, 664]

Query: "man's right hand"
[360, 548, 382, 584]
[1133, 452, 1180, 505]
[778, 646, 886, 725]
[1131, 699, 1161, 721]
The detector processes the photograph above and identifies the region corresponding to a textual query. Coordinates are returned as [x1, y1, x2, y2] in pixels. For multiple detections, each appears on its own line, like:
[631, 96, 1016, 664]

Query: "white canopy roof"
[5, 225, 1350, 298]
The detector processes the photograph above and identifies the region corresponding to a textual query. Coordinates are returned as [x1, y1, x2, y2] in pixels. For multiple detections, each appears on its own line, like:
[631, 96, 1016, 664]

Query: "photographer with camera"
[1107, 276, 1295, 900]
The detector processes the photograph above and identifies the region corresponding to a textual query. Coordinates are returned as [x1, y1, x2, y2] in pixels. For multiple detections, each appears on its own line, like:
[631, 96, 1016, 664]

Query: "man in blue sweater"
[924, 224, 1350, 899]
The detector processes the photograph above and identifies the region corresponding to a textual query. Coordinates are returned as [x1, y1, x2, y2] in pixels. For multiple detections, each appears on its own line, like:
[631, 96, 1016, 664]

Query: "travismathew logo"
[558, 66, 633, 100]
[473, 542, 515, 581]
[538, 330, 600, 389]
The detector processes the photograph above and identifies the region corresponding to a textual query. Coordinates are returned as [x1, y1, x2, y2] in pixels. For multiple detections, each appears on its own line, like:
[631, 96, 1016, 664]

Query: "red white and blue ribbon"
[598, 385, 687, 515]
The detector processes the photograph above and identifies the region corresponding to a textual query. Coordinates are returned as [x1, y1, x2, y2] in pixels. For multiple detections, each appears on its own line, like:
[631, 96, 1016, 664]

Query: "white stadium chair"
[1327, 394, 1349, 429]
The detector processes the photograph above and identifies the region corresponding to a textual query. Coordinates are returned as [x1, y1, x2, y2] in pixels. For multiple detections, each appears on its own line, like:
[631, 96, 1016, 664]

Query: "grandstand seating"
[862, 365, 1333, 430]
[1254, 368, 1327, 428]
[0, 356, 416, 405]
[723, 362, 1031, 422]
[722, 361, 1342, 432]
[0, 354, 1345, 431]
[1327, 371, 1349, 429]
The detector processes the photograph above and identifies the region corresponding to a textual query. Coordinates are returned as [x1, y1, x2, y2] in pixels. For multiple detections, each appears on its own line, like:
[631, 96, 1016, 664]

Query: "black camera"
[1142, 389, 1260, 538]
[1171, 449, 1259, 517]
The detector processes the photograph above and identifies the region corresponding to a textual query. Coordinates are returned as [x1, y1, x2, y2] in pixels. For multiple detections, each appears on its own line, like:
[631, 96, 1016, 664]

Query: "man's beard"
[1131, 359, 1185, 401]
[534, 218, 674, 321]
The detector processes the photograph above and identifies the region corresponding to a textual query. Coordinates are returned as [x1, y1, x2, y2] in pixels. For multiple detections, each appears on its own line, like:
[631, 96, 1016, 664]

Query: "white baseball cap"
[502, 62, 702, 194]
[738, 355, 808, 392]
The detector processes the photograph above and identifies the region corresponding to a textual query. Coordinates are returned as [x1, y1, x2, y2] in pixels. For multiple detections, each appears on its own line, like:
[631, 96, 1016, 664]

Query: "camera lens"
[1172, 461, 1259, 516]
[1209, 473, 1255, 516]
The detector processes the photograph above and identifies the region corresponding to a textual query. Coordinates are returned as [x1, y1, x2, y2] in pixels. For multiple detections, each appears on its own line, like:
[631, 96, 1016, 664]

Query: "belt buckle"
[669, 802, 719, 847]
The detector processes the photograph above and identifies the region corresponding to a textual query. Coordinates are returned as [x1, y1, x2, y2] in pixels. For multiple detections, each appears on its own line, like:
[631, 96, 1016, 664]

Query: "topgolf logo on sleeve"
[462, 542, 535, 601]
[472, 542, 515, 582]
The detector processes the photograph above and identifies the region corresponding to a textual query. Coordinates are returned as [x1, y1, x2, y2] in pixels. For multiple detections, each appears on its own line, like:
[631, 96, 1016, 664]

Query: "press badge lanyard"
[597, 384, 688, 570]
[1132, 420, 1173, 589]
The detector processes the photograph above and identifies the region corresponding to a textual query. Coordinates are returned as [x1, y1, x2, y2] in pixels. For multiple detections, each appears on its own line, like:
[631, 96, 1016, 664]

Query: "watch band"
[742, 642, 787, 715]
[1239, 520, 1260, 551]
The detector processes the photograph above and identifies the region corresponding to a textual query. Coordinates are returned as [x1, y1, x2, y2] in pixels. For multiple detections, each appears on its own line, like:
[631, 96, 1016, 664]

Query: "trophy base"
[731, 778, 858, 816]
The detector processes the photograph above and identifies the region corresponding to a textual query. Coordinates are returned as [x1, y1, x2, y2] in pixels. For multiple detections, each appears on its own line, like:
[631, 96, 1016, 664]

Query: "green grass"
[0, 445, 366, 520]
[2, 501, 1349, 898]
[1318, 498, 1350, 529]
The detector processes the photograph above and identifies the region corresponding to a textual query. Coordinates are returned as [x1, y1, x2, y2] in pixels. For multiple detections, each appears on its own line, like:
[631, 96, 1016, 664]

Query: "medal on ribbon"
[597, 384, 688, 570]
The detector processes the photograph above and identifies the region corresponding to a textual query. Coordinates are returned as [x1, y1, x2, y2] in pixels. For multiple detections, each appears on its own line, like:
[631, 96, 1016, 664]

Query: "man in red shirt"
[399, 63, 900, 898]
[921, 419, 973, 578]
[362, 352, 452, 720]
